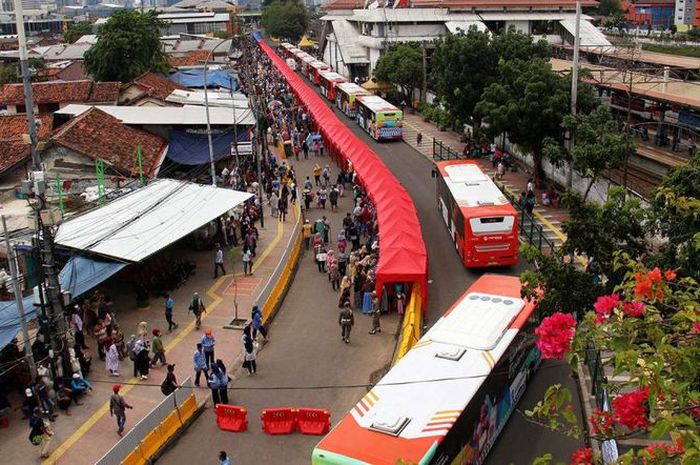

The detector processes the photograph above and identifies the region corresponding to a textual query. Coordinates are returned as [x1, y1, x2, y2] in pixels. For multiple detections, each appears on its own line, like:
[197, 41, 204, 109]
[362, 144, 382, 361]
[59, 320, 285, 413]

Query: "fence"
[392, 283, 423, 365]
[256, 191, 303, 325]
[432, 138, 464, 161]
[95, 377, 198, 465]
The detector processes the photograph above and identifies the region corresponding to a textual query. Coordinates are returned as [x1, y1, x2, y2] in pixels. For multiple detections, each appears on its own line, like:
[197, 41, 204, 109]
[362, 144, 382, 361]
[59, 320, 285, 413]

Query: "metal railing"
[95, 377, 195, 465]
[432, 138, 464, 160]
[585, 344, 608, 410]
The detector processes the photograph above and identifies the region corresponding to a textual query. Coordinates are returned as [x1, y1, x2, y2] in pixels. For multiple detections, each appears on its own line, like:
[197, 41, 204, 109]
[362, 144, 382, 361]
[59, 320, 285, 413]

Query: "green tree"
[544, 105, 634, 200]
[598, 0, 623, 16]
[490, 28, 550, 63]
[652, 152, 700, 279]
[0, 64, 18, 85]
[373, 43, 422, 102]
[262, 0, 308, 42]
[476, 59, 570, 178]
[83, 10, 168, 83]
[64, 21, 93, 44]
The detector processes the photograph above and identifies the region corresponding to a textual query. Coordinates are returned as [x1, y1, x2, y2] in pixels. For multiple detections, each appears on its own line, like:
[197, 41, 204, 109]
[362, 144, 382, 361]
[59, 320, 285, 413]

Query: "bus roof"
[356, 95, 400, 113]
[280, 42, 292, 48]
[310, 60, 330, 70]
[301, 55, 316, 63]
[436, 160, 511, 211]
[319, 70, 346, 82]
[335, 82, 371, 96]
[314, 274, 536, 465]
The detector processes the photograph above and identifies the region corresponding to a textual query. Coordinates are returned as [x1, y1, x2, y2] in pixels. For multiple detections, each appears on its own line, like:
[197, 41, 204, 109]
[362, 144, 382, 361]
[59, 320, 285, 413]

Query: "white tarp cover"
[55, 179, 253, 262]
[559, 19, 613, 48]
[445, 20, 487, 34]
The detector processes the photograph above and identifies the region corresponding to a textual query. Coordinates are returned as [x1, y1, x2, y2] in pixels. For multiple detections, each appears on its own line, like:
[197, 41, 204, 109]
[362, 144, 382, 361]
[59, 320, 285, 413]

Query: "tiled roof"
[323, 0, 365, 9]
[167, 50, 210, 68]
[1, 80, 120, 105]
[50, 107, 168, 177]
[132, 72, 188, 101]
[0, 114, 53, 140]
[0, 114, 53, 174]
[442, 0, 596, 6]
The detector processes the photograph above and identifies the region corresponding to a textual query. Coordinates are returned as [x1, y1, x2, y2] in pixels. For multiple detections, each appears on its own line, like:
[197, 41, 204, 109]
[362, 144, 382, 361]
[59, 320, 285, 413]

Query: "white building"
[674, 0, 695, 26]
[320, 1, 612, 79]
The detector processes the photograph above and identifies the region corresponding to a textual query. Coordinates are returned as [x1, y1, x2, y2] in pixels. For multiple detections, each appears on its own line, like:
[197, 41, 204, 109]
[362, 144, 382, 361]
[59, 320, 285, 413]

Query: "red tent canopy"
[257, 39, 428, 304]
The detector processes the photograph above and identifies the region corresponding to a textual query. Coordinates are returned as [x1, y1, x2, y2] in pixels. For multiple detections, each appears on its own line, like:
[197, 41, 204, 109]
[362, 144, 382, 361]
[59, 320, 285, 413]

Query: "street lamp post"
[203, 38, 231, 186]
[567, 0, 582, 189]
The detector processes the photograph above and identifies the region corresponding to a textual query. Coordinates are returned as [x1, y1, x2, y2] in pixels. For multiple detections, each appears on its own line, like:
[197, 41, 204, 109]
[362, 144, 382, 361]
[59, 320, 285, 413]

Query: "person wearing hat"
[29, 406, 53, 458]
[109, 384, 133, 436]
[70, 373, 92, 399]
[150, 329, 166, 367]
[201, 328, 216, 369]
[189, 292, 206, 330]
[21, 387, 38, 419]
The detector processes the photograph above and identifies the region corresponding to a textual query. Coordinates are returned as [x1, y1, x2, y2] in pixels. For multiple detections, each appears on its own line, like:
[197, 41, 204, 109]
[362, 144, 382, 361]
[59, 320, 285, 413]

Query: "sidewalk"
[2, 201, 292, 465]
[159, 153, 399, 465]
[401, 112, 570, 248]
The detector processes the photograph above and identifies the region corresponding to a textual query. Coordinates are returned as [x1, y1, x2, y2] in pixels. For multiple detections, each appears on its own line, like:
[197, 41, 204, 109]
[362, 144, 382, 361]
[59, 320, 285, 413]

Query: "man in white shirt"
[214, 244, 226, 279]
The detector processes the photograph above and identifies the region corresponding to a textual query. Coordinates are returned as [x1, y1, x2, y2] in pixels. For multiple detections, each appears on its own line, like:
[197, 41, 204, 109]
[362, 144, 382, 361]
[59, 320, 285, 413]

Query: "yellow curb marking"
[44, 219, 287, 464]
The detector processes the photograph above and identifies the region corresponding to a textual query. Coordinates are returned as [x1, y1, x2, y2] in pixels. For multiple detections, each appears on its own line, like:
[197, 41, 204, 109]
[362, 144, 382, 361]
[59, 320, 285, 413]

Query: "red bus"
[308, 60, 331, 85]
[313, 274, 541, 465]
[318, 70, 347, 101]
[435, 161, 518, 267]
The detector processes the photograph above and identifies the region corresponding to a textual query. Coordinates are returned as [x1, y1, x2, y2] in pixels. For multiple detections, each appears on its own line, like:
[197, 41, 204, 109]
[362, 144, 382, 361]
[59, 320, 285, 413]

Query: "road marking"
[44, 218, 287, 464]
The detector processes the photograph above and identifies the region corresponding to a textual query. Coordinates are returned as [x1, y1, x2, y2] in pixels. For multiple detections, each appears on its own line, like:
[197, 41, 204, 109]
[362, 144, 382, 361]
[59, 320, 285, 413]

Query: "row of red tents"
[255, 37, 428, 305]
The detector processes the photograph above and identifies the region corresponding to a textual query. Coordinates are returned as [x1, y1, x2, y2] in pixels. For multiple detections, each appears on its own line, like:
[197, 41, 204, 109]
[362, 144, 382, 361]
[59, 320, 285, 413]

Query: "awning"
[255, 36, 427, 306]
[559, 19, 612, 48]
[445, 20, 487, 34]
[0, 255, 125, 349]
[55, 179, 253, 262]
[166, 129, 252, 165]
[170, 68, 238, 89]
[297, 35, 317, 48]
[361, 77, 393, 92]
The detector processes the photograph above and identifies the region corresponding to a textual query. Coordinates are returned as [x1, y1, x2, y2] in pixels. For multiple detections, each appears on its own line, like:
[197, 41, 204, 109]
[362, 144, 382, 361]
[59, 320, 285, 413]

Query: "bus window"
[469, 216, 515, 234]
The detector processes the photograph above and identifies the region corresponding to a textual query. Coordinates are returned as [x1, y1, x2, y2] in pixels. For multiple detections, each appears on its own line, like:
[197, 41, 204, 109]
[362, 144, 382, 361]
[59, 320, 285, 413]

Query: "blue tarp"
[170, 69, 238, 90]
[166, 129, 249, 165]
[0, 256, 125, 348]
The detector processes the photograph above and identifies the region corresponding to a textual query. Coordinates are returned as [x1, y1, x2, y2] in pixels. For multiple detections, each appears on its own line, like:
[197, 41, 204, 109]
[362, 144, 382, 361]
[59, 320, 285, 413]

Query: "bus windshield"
[469, 216, 515, 235]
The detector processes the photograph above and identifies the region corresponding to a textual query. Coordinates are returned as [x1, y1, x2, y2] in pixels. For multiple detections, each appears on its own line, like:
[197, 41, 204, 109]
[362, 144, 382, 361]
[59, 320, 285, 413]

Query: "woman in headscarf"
[326, 250, 340, 291]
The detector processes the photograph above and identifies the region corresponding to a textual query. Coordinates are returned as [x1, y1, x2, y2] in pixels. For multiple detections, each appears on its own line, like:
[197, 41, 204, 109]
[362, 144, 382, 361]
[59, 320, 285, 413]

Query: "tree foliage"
[374, 43, 422, 100]
[83, 10, 168, 83]
[430, 27, 549, 126]
[598, 0, 623, 16]
[64, 21, 93, 44]
[262, 0, 308, 42]
[652, 152, 700, 280]
[476, 59, 570, 178]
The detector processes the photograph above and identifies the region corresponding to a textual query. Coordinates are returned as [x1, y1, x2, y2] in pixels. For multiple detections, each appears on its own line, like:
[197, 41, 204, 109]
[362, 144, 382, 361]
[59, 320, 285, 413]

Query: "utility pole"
[229, 76, 240, 172]
[3, 216, 37, 380]
[13, 0, 40, 170]
[421, 42, 427, 104]
[566, 0, 582, 190]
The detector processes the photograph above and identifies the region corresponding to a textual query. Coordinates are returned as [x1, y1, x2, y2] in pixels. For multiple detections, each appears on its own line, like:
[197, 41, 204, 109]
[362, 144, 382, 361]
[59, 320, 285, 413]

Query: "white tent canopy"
[55, 179, 253, 262]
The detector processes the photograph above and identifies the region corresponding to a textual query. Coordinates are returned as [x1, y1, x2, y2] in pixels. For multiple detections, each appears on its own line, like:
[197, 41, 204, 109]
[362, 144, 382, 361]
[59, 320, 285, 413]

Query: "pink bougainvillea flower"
[663, 269, 677, 281]
[622, 301, 644, 318]
[594, 293, 619, 323]
[588, 408, 616, 437]
[612, 387, 650, 430]
[534, 312, 577, 360]
[569, 447, 593, 465]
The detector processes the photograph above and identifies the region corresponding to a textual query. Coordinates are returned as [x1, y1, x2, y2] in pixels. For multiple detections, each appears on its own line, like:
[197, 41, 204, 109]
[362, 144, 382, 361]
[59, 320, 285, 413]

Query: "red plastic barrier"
[215, 404, 248, 432]
[261, 408, 297, 435]
[296, 408, 331, 435]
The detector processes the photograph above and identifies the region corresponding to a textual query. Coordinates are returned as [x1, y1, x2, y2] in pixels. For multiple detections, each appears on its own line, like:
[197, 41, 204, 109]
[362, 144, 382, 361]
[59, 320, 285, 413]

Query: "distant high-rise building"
[0, 0, 43, 12]
[674, 0, 696, 25]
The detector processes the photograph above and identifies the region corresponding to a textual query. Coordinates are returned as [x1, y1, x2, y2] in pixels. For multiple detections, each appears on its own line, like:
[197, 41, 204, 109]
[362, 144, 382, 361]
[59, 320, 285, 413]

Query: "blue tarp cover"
[166, 129, 249, 165]
[170, 69, 238, 89]
[0, 256, 125, 348]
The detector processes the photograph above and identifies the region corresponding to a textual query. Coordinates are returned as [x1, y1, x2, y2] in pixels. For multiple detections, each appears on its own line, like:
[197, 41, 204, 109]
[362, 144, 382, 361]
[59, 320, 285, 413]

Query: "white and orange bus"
[335, 82, 371, 118]
[308, 60, 331, 85]
[312, 274, 541, 465]
[436, 161, 519, 267]
[300, 55, 316, 78]
[318, 71, 347, 101]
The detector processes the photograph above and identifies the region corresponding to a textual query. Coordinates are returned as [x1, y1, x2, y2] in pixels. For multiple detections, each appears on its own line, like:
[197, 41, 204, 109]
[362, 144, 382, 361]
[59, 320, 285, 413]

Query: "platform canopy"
[55, 179, 252, 262]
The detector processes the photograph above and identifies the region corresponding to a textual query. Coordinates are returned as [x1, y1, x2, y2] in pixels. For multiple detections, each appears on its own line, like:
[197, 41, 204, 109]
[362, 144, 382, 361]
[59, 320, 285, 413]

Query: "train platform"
[2, 201, 293, 465]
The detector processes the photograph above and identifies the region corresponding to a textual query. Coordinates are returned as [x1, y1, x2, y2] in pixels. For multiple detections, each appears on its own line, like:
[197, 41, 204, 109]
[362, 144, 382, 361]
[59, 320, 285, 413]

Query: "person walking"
[251, 305, 269, 342]
[164, 294, 178, 333]
[189, 292, 206, 330]
[369, 292, 382, 335]
[34, 376, 55, 420]
[201, 329, 216, 369]
[241, 325, 257, 375]
[150, 329, 166, 367]
[207, 369, 221, 406]
[242, 247, 253, 275]
[214, 359, 230, 404]
[125, 334, 138, 377]
[160, 364, 178, 396]
[278, 196, 287, 221]
[302, 220, 312, 250]
[219, 451, 231, 465]
[213, 244, 226, 278]
[313, 163, 322, 186]
[109, 384, 133, 437]
[105, 340, 120, 377]
[329, 186, 339, 212]
[29, 407, 53, 458]
[270, 191, 279, 218]
[416, 132, 423, 146]
[338, 302, 354, 344]
[134, 339, 150, 380]
[193, 343, 208, 387]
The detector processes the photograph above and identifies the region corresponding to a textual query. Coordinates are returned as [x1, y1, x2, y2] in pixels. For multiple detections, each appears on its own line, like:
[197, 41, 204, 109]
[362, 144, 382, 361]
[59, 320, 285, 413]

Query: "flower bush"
[535, 312, 577, 360]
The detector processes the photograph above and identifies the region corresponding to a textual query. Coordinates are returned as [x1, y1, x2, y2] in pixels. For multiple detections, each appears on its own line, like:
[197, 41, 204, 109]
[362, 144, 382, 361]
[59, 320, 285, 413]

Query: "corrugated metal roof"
[55, 104, 255, 126]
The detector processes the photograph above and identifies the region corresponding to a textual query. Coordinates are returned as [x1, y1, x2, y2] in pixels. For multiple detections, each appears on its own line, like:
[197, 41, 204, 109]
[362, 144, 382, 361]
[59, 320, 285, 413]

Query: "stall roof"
[55, 179, 253, 262]
[55, 104, 255, 126]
